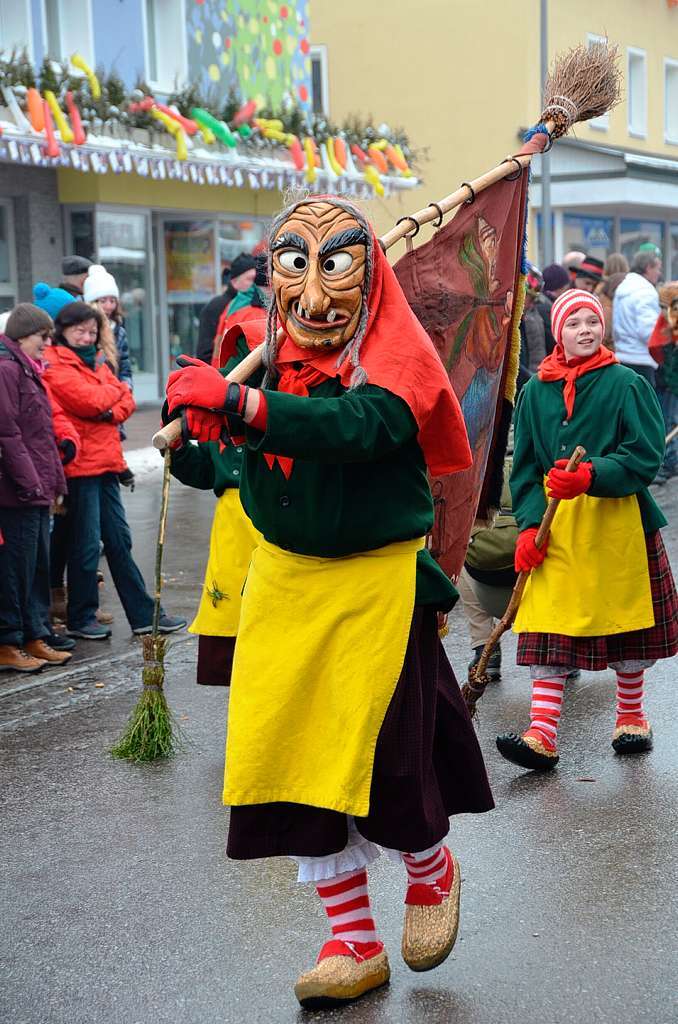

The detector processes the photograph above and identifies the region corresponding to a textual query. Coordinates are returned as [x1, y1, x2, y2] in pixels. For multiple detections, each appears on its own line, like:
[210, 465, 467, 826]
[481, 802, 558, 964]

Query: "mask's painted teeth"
[327, 309, 337, 323]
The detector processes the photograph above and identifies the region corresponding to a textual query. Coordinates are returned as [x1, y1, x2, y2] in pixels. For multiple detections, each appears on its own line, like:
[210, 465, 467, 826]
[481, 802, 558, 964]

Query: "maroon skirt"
[196, 635, 236, 686]
[227, 607, 495, 860]
[517, 531, 678, 671]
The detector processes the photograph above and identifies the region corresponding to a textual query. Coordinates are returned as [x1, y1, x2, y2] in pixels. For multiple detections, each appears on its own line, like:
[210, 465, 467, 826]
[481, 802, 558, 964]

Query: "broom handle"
[474, 445, 585, 679]
[379, 120, 556, 250]
[152, 344, 267, 451]
[152, 449, 172, 637]
[666, 423, 678, 445]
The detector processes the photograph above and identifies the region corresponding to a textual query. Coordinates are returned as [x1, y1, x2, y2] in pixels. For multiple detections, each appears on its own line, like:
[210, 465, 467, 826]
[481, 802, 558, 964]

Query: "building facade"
[312, 0, 678, 272]
[0, 0, 414, 400]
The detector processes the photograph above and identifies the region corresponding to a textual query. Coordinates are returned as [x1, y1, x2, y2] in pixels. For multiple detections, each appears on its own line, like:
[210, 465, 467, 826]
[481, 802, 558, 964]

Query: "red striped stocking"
[526, 672, 567, 751]
[615, 669, 647, 728]
[316, 868, 378, 945]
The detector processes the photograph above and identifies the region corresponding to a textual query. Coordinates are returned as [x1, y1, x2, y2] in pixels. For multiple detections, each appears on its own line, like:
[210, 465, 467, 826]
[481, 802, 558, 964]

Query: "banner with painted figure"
[394, 168, 530, 580]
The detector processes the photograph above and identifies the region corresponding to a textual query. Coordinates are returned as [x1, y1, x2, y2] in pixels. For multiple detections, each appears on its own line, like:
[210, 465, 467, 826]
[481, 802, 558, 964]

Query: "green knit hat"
[5, 303, 54, 341]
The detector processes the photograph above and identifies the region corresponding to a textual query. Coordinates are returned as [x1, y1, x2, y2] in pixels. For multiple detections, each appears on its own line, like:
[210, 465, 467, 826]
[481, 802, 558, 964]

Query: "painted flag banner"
[394, 133, 547, 578]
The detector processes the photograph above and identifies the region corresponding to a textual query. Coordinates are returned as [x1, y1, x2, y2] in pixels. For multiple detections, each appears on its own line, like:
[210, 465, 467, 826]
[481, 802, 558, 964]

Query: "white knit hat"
[83, 264, 119, 303]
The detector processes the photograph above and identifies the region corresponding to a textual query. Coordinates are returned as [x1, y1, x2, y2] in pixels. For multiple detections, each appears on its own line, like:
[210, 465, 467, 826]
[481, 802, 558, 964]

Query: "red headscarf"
[538, 288, 617, 419]
[266, 227, 471, 477]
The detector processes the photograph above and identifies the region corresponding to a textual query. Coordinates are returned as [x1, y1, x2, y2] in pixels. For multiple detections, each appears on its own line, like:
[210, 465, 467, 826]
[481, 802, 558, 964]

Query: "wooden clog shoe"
[401, 847, 461, 972]
[294, 939, 390, 1009]
[496, 729, 559, 771]
[612, 716, 653, 755]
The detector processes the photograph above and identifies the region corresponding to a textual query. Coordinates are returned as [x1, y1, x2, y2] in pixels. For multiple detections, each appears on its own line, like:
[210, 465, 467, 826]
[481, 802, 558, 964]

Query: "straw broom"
[461, 447, 586, 718]
[152, 43, 621, 453]
[111, 450, 176, 762]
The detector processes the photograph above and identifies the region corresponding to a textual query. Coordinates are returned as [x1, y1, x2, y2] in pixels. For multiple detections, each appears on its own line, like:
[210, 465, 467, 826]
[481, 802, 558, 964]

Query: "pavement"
[1, 449, 677, 1024]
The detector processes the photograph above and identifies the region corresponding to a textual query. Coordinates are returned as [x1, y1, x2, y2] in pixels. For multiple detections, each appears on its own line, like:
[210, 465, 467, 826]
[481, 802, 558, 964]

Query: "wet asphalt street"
[1, 456, 677, 1024]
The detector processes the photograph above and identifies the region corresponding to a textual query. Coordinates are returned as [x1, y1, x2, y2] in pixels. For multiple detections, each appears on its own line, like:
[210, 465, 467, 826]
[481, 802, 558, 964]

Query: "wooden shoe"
[401, 848, 461, 972]
[294, 940, 390, 1009]
[496, 729, 559, 771]
[612, 717, 653, 755]
[24, 639, 72, 665]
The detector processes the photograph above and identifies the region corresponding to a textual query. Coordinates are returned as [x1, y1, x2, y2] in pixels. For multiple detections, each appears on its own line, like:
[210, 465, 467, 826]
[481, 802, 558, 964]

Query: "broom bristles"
[111, 634, 179, 762]
[541, 41, 622, 137]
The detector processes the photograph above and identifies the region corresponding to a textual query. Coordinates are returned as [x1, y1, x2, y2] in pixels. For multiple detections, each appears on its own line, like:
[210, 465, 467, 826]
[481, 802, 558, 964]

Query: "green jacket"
[170, 439, 243, 496]
[225, 339, 457, 611]
[511, 363, 666, 534]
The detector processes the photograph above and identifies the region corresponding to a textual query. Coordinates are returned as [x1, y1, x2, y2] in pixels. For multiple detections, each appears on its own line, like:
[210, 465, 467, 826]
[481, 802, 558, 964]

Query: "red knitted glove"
[546, 459, 593, 500]
[166, 355, 230, 413]
[514, 527, 548, 573]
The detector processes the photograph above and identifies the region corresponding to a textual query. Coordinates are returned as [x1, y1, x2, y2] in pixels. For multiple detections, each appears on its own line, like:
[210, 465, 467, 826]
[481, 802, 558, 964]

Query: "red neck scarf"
[538, 344, 618, 419]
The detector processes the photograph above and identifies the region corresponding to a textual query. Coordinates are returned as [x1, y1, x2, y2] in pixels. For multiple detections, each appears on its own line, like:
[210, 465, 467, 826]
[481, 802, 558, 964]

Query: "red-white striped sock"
[402, 843, 447, 887]
[527, 673, 567, 751]
[615, 669, 646, 726]
[316, 868, 378, 944]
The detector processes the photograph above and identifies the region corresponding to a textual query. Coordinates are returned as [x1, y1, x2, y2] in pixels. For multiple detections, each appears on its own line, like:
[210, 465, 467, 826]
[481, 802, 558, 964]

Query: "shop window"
[144, 0, 187, 94]
[164, 219, 216, 360]
[310, 45, 329, 116]
[69, 210, 95, 259]
[95, 210, 155, 377]
[619, 219, 664, 268]
[43, 1, 93, 64]
[0, 201, 16, 313]
[0, 1, 33, 57]
[627, 48, 647, 137]
[562, 214, 613, 262]
[587, 34, 610, 130]
[218, 218, 266, 276]
[665, 59, 678, 144]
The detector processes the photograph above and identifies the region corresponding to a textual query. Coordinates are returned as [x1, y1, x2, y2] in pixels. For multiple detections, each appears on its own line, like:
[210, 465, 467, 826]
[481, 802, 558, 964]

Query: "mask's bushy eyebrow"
[318, 228, 367, 258]
[271, 232, 308, 254]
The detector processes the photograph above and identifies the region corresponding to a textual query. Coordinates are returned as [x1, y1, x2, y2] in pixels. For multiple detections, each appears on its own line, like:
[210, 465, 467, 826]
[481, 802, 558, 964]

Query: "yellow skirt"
[223, 535, 423, 817]
[514, 491, 654, 637]
[189, 489, 261, 638]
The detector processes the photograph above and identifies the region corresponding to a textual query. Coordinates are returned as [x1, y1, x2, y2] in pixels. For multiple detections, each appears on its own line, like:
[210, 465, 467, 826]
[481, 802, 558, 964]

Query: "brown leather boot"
[0, 645, 47, 673]
[50, 587, 67, 621]
[24, 639, 73, 665]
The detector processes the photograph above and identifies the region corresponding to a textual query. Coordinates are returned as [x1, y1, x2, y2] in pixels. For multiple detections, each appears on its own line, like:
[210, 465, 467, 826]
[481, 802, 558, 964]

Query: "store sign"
[165, 222, 215, 299]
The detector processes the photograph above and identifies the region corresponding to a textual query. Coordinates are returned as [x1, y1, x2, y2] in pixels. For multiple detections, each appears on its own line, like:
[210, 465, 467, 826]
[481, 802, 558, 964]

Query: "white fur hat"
[83, 264, 119, 303]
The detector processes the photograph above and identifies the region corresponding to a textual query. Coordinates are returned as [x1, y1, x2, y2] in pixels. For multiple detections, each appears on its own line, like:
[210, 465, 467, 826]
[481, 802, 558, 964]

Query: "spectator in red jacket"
[43, 302, 186, 640]
[0, 304, 76, 672]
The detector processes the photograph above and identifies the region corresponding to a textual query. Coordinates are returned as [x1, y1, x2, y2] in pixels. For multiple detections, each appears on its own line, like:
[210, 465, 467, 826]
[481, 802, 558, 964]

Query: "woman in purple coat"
[0, 304, 74, 672]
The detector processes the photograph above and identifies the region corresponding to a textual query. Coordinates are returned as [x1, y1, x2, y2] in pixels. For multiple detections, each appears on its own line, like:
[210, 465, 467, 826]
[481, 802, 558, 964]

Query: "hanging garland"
[0, 49, 419, 194]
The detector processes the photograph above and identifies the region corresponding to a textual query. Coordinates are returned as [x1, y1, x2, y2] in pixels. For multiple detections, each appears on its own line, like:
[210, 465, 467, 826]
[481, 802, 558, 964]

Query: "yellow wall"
[312, 0, 538, 249]
[312, 0, 678, 252]
[550, 0, 678, 156]
[57, 168, 282, 217]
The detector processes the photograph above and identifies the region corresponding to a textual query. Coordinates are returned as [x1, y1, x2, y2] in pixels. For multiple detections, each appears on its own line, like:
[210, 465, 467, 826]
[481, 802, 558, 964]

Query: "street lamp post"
[540, 0, 554, 268]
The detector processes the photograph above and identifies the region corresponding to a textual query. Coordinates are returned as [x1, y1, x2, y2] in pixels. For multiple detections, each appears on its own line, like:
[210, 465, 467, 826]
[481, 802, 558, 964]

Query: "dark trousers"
[0, 506, 50, 646]
[65, 474, 154, 631]
[49, 505, 70, 588]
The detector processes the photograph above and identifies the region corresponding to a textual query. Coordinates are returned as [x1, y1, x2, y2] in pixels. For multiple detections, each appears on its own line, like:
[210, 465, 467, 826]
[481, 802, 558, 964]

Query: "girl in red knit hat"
[497, 289, 678, 771]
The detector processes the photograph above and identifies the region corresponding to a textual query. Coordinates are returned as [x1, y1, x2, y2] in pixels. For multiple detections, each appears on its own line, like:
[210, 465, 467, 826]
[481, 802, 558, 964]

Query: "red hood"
[272, 226, 472, 476]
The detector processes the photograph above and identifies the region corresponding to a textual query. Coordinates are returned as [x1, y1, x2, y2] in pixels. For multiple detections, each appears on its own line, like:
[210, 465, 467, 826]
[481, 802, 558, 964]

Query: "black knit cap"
[576, 256, 604, 282]
[5, 303, 53, 340]
[229, 252, 256, 279]
[62, 255, 93, 276]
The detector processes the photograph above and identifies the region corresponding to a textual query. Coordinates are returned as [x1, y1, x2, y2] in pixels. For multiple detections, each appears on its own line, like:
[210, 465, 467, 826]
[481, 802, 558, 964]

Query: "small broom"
[111, 449, 177, 762]
[461, 447, 585, 718]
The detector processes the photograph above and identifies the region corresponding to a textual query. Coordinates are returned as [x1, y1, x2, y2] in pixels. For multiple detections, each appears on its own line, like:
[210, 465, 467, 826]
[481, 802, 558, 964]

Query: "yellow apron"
[514, 491, 654, 637]
[223, 535, 423, 817]
[189, 489, 261, 637]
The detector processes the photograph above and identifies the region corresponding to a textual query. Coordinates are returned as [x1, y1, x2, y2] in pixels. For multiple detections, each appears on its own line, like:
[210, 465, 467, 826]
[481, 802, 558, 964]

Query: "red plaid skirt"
[517, 531, 678, 671]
